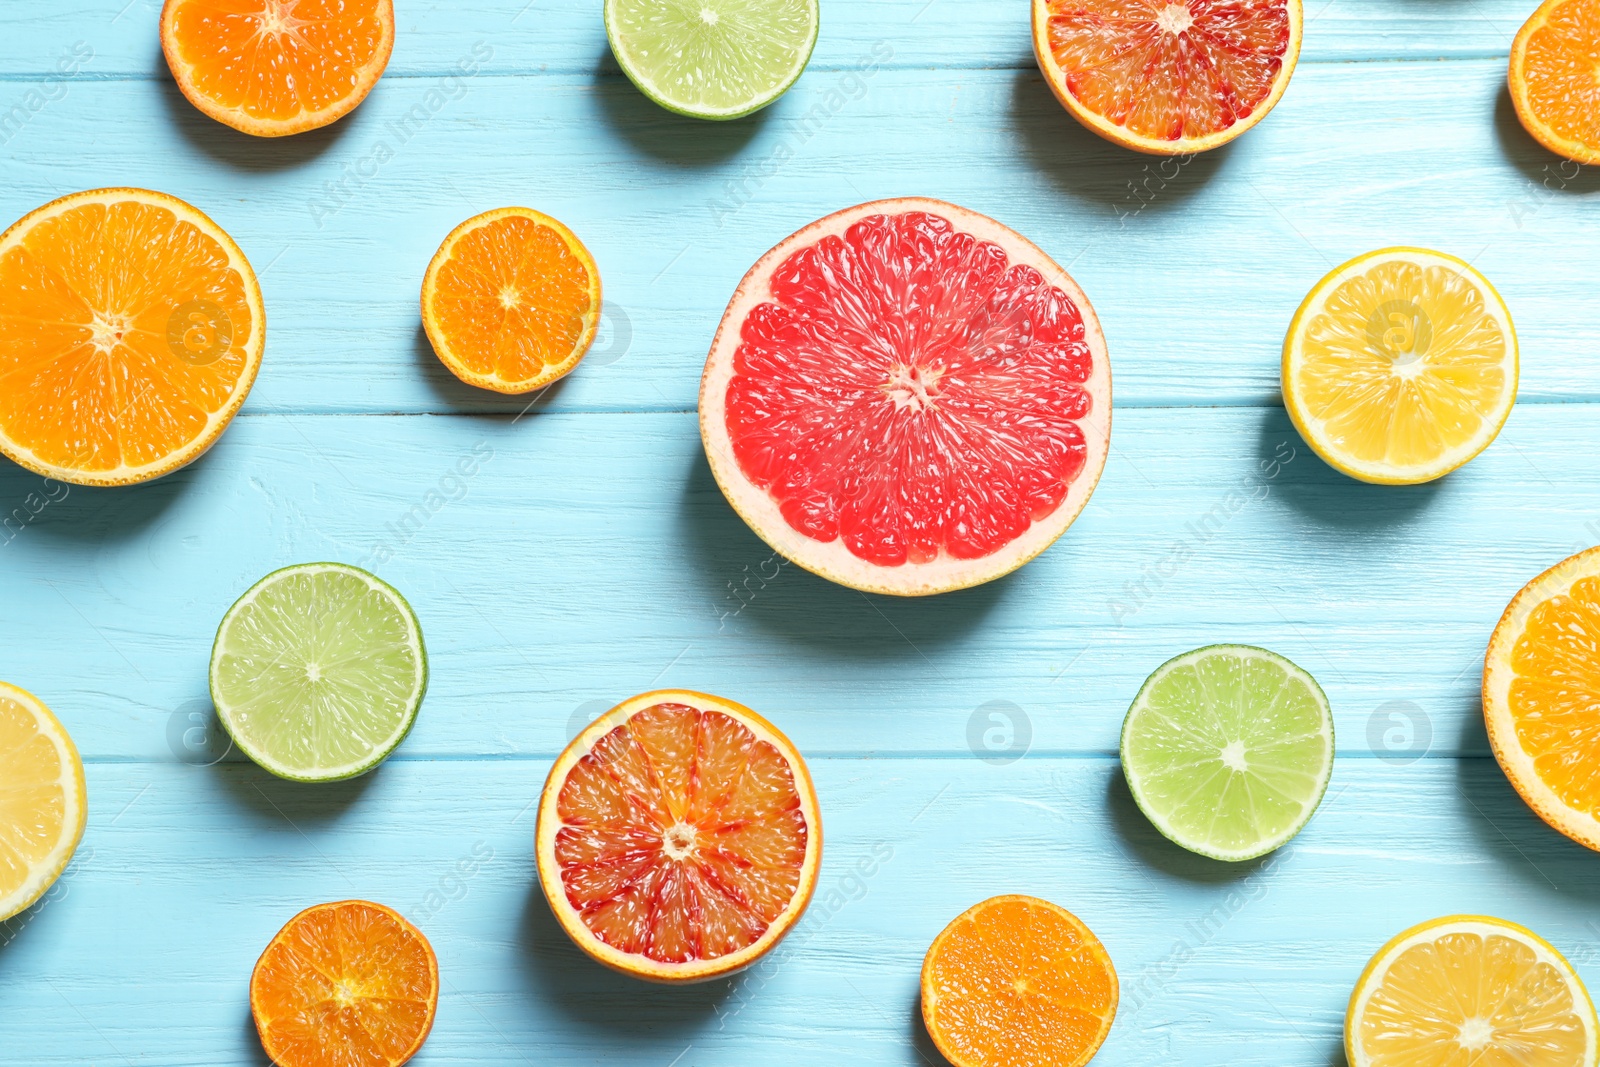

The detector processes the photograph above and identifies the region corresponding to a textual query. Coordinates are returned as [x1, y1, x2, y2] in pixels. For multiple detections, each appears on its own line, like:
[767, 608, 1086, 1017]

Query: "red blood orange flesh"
[700, 198, 1112, 596]
[536, 690, 822, 983]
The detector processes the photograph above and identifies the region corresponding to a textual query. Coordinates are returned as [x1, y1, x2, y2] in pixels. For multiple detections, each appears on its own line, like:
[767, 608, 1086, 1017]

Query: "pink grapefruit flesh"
[700, 198, 1112, 596]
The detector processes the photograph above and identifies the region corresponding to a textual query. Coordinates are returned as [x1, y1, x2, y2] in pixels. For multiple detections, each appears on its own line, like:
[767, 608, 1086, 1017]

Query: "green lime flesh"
[605, 0, 820, 120]
[209, 563, 427, 782]
[1121, 645, 1333, 862]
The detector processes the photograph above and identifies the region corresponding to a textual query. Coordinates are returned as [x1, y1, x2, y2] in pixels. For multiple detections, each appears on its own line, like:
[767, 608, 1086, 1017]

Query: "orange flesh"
[1508, 576, 1600, 819]
[252, 902, 437, 1067]
[554, 703, 808, 965]
[924, 897, 1117, 1067]
[1518, 0, 1600, 153]
[428, 215, 597, 385]
[166, 0, 391, 125]
[0, 199, 253, 474]
[1045, 0, 1291, 141]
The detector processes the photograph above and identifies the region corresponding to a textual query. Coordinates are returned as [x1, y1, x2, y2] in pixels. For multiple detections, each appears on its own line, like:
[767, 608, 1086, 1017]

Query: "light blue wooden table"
[3, 1, 1599, 1064]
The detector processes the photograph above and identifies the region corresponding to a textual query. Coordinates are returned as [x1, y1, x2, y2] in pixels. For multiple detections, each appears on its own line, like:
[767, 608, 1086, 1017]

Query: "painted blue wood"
[2, 1, 1599, 1065]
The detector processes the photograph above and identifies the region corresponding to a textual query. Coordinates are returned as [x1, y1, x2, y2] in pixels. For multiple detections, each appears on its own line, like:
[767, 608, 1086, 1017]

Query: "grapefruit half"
[700, 198, 1112, 597]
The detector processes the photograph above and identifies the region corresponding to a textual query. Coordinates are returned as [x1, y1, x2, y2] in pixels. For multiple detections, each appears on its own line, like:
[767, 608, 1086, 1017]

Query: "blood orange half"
[700, 199, 1112, 597]
[535, 690, 822, 983]
[1032, 0, 1302, 154]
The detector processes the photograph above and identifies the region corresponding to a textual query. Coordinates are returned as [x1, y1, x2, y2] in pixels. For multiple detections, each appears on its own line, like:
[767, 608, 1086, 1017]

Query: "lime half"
[210, 563, 427, 782]
[605, 0, 820, 120]
[1121, 645, 1334, 861]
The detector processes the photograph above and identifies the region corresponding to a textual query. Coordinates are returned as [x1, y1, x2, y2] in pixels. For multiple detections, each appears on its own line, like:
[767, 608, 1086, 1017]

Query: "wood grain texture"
[0, 0, 1536, 79]
[1, 759, 1597, 1067]
[4, 2, 1600, 1065]
[2, 406, 1595, 763]
[0, 49, 1595, 415]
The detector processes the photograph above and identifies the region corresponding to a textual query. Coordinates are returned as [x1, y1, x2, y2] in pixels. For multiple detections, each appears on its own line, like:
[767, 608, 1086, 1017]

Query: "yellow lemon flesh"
[1347, 915, 1599, 1067]
[1283, 248, 1517, 484]
[0, 682, 87, 922]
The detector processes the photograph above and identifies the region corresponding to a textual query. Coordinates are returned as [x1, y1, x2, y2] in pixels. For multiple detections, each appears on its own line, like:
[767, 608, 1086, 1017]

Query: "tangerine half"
[161, 0, 395, 137]
[1510, 0, 1600, 165]
[250, 900, 439, 1067]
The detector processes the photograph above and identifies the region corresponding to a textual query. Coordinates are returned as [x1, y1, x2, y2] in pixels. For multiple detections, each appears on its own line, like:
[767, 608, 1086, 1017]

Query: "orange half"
[161, 0, 395, 137]
[535, 690, 821, 983]
[1510, 0, 1600, 165]
[922, 895, 1119, 1067]
[421, 208, 603, 395]
[1033, 0, 1302, 154]
[250, 900, 439, 1067]
[0, 188, 263, 486]
[1484, 545, 1600, 851]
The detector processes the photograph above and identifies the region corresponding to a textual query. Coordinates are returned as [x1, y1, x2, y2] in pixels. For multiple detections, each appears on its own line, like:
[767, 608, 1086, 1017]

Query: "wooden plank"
[0, 0, 1533, 81]
[2, 757, 1596, 1066]
[2, 60, 1595, 415]
[4, 405, 1595, 762]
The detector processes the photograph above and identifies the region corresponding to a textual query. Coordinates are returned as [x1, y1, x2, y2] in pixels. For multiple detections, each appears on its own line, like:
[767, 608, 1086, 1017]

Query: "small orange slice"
[1510, 0, 1600, 165]
[422, 208, 603, 395]
[161, 0, 395, 137]
[0, 188, 263, 486]
[922, 895, 1118, 1067]
[1033, 0, 1302, 154]
[1484, 546, 1600, 851]
[250, 900, 439, 1067]
[535, 690, 821, 983]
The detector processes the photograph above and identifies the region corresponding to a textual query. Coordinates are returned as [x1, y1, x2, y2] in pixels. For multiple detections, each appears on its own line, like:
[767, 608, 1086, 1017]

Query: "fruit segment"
[1122, 645, 1333, 861]
[1485, 546, 1600, 851]
[538, 691, 821, 982]
[0, 189, 262, 485]
[727, 210, 1092, 567]
[1034, 0, 1299, 152]
[422, 208, 601, 395]
[555, 702, 807, 962]
[1283, 248, 1517, 485]
[1510, 0, 1600, 165]
[1347, 916, 1599, 1067]
[251, 901, 439, 1067]
[922, 895, 1118, 1067]
[0, 683, 87, 923]
[605, 0, 820, 119]
[162, 0, 395, 136]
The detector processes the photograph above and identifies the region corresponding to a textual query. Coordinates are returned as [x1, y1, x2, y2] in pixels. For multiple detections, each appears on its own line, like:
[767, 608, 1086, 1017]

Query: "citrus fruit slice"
[605, 0, 819, 120]
[1032, 0, 1302, 154]
[1346, 915, 1599, 1067]
[0, 188, 263, 487]
[921, 895, 1118, 1067]
[699, 198, 1112, 597]
[1510, 0, 1600, 165]
[1121, 644, 1333, 861]
[536, 690, 821, 983]
[421, 208, 602, 395]
[160, 0, 396, 137]
[251, 900, 439, 1067]
[210, 563, 427, 782]
[1484, 546, 1600, 851]
[1283, 247, 1518, 485]
[0, 682, 87, 924]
